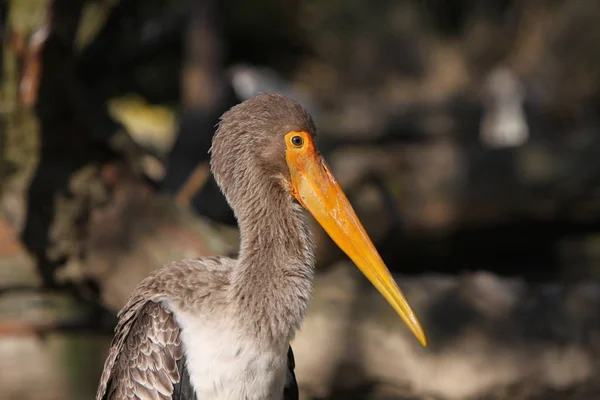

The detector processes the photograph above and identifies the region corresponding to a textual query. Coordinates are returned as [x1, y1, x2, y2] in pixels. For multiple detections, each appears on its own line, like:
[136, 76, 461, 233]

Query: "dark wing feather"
[284, 346, 299, 400]
[172, 357, 195, 400]
[97, 300, 184, 400]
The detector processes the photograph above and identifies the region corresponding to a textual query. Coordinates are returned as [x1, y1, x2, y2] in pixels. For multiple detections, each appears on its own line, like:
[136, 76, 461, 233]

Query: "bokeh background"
[2, 0, 600, 399]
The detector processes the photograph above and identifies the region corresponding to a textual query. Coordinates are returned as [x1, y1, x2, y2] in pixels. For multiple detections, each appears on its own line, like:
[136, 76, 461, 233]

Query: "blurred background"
[1, 0, 600, 399]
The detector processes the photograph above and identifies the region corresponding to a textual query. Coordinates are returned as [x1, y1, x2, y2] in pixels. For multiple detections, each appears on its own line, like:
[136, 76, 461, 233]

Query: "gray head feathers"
[210, 93, 316, 212]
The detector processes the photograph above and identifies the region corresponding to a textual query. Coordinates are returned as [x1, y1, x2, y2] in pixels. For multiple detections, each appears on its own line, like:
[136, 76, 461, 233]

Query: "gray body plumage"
[97, 94, 317, 400]
[97, 258, 301, 400]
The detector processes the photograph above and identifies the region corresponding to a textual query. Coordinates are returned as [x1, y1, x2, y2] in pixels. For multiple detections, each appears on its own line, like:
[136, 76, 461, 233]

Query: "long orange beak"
[285, 132, 427, 346]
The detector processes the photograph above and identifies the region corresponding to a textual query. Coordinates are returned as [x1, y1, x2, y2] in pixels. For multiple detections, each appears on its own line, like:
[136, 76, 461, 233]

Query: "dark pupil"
[292, 136, 303, 146]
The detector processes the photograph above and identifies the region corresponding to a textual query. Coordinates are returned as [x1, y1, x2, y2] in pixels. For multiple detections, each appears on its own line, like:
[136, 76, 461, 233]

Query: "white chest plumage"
[173, 309, 288, 400]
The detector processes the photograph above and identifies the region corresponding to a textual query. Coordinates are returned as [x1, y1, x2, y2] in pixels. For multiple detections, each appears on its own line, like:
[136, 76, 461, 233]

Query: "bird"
[96, 92, 427, 400]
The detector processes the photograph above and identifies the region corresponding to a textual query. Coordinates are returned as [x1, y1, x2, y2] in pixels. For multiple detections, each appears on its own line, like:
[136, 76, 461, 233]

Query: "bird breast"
[173, 307, 288, 400]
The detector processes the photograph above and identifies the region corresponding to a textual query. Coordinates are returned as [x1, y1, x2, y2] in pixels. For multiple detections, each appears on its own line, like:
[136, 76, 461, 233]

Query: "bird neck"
[230, 185, 315, 345]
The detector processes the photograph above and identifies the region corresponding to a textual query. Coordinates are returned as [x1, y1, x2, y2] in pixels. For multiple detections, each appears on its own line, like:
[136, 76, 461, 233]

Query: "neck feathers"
[230, 174, 315, 345]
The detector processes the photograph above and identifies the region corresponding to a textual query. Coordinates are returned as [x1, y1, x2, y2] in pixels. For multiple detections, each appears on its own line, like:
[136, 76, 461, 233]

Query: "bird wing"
[97, 298, 184, 400]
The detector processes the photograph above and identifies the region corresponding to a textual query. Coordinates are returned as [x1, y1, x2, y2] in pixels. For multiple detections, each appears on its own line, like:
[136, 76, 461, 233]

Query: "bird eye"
[291, 135, 304, 147]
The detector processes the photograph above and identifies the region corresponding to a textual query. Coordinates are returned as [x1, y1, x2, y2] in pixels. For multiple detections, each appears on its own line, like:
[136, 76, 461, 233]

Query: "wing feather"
[284, 346, 299, 400]
[97, 301, 184, 400]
